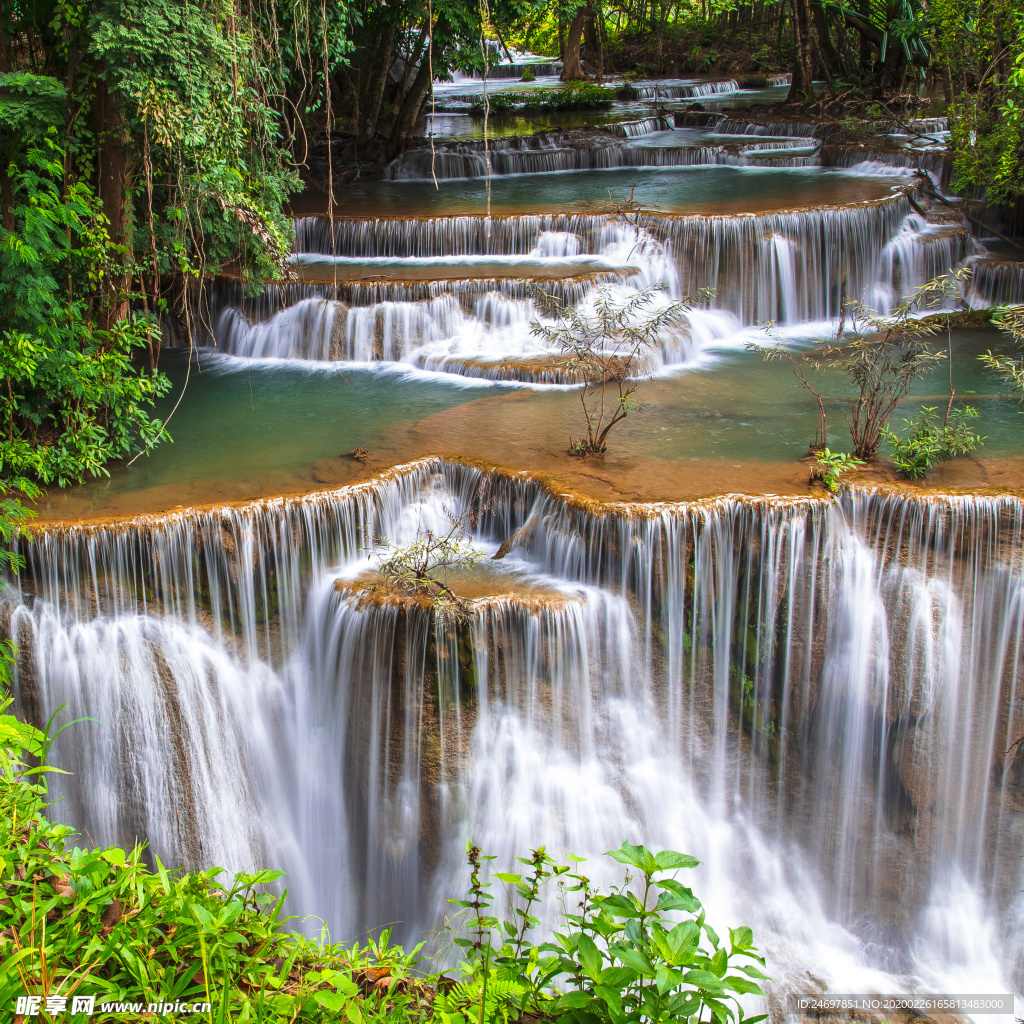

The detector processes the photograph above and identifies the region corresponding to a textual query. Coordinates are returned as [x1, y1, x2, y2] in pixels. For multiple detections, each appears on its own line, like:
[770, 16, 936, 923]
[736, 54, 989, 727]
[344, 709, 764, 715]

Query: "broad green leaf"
[557, 991, 594, 1009]
[725, 976, 765, 996]
[315, 991, 349, 1012]
[577, 933, 604, 981]
[603, 841, 655, 874]
[595, 893, 643, 918]
[684, 968, 726, 992]
[611, 944, 653, 975]
[739, 964, 769, 980]
[654, 850, 700, 872]
[101, 847, 126, 868]
[493, 872, 522, 884]
[595, 984, 624, 1015]
[710, 947, 728, 977]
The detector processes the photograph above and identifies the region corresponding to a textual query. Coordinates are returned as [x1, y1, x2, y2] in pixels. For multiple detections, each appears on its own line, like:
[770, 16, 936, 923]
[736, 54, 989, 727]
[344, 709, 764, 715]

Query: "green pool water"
[333, 166, 897, 217]
[41, 327, 1023, 520]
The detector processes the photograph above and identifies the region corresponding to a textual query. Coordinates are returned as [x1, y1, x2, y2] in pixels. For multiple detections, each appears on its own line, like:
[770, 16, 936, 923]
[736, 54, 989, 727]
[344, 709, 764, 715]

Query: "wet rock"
[896, 721, 937, 810]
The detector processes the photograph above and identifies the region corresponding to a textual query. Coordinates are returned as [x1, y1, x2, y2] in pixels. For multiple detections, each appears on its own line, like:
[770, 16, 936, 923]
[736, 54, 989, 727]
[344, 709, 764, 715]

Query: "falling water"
[7, 461, 1023, 1001]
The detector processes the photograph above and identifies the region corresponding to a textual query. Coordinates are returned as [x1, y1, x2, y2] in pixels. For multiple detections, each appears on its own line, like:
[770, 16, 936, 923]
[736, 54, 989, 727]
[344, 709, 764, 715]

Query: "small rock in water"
[344, 448, 370, 462]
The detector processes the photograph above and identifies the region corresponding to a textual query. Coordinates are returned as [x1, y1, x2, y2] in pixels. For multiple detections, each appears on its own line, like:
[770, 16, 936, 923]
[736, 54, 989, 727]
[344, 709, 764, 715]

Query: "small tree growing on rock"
[531, 285, 696, 457]
[370, 502, 485, 615]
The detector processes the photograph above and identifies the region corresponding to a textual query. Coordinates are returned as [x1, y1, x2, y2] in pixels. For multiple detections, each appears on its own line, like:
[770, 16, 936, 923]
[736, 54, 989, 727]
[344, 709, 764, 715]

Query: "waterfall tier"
[184, 196, 976, 374]
[383, 131, 823, 181]
[8, 461, 1022, 998]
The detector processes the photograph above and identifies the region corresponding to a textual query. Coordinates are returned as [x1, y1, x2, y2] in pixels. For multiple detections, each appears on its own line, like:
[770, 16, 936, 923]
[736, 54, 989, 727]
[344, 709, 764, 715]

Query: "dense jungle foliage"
[0, 0, 1019, 497]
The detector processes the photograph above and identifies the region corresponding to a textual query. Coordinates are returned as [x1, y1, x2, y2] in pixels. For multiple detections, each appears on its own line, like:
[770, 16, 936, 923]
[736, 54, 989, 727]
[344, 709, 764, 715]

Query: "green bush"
[1, 678, 766, 1023]
[881, 405, 984, 479]
[473, 84, 614, 114]
[444, 843, 769, 1024]
[810, 449, 864, 493]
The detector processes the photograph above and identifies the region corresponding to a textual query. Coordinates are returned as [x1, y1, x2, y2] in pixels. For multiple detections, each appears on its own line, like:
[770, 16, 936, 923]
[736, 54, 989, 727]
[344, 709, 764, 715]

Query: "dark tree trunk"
[394, 24, 429, 114]
[785, 0, 815, 103]
[360, 18, 397, 144]
[811, 0, 843, 86]
[561, 7, 587, 81]
[387, 55, 432, 158]
[94, 79, 133, 331]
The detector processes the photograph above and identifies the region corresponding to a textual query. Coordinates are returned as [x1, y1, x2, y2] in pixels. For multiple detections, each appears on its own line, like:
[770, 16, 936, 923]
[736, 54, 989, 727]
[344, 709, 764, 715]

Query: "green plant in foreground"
[443, 842, 768, 1024]
[810, 449, 864, 493]
[0, 682, 432, 1021]
[881, 406, 984, 480]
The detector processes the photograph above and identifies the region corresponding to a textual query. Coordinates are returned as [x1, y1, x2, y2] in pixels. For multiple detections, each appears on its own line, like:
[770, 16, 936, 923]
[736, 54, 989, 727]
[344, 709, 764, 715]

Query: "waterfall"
[624, 81, 740, 100]
[383, 133, 824, 180]
[189, 193, 976, 377]
[8, 462, 1023, 997]
[968, 257, 1024, 307]
[607, 116, 677, 137]
[689, 116, 821, 137]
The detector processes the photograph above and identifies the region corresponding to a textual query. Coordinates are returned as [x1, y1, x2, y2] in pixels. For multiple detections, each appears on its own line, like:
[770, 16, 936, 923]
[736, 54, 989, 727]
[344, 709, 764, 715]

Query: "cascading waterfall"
[608, 116, 677, 137]
[968, 257, 1024, 307]
[383, 132, 823, 180]
[199, 220, 738, 374]
[198, 195, 975, 375]
[630, 79, 740, 99]
[7, 461, 1023, 999]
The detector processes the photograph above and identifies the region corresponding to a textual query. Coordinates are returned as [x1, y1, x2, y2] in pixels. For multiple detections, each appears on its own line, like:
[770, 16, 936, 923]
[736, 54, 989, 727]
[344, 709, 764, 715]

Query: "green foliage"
[982, 305, 1024, 395]
[0, 687, 436, 1021]
[811, 273, 963, 460]
[372, 504, 483, 612]
[0, 0, 355, 491]
[931, 0, 1024, 203]
[810, 449, 864, 493]
[445, 841, 768, 1024]
[0, 139, 171, 486]
[473, 84, 614, 112]
[0, 482, 40, 573]
[881, 405, 984, 479]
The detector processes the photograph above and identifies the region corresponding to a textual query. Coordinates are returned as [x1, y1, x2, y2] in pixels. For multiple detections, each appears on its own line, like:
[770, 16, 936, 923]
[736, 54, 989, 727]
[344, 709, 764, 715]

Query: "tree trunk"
[583, 4, 602, 80]
[785, 0, 815, 104]
[560, 7, 587, 81]
[94, 79, 133, 332]
[360, 18, 397, 144]
[811, 0, 843, 87]
[394, 23, 429, 114]
[387, 55, 432, 158]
